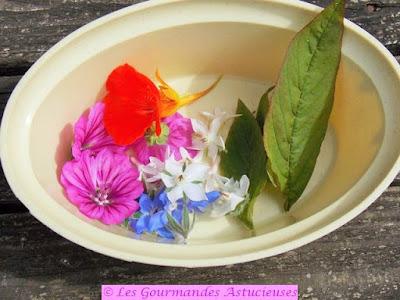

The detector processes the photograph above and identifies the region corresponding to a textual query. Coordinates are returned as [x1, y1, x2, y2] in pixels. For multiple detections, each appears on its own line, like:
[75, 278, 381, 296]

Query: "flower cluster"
[60, 64, 250, 242]
[61, 103, 143, 225]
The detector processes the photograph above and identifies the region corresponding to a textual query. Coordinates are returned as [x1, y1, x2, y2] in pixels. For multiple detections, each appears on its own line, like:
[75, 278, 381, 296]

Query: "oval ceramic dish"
[1, 0, 400, 267]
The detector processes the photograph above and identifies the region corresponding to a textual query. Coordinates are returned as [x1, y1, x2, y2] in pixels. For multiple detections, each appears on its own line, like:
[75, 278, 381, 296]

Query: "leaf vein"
[285, 8, 339, 190]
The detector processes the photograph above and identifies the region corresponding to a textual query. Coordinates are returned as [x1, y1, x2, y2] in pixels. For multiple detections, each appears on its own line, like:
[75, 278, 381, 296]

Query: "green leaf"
[220, 99, 268, 229]
[122, 218, 130, 228]
[230, 195, 255, 230]
[256, 86, 274, 131]
[264, 0, 345, 210]
[133, 212, 142, 219]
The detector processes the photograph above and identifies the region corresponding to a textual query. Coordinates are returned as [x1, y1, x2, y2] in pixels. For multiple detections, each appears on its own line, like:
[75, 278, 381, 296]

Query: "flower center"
[92, 188, 112, 206]
[81, 143, 92, 150]
[145, 122, 170, 146]
[221, 192, 231, 200]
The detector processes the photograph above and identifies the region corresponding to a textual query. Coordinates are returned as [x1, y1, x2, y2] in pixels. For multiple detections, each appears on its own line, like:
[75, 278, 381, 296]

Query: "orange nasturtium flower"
[156, 69, 222, 118]
[104, 64, 221, 146]
[104, 64, 161, 146]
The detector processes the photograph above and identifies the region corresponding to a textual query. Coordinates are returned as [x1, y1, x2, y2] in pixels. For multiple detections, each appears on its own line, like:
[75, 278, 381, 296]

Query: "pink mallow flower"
[131, 112, 197, 164]
[72, 102, 125, 159]
[61, 149, 143, 225]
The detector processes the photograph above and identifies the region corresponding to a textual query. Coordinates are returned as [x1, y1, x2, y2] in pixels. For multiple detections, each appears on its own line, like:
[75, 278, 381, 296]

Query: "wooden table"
[0, 1, 399, 299]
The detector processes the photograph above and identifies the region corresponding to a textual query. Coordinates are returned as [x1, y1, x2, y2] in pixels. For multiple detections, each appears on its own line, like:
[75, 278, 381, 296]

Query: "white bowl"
[1, 0, 399, 267]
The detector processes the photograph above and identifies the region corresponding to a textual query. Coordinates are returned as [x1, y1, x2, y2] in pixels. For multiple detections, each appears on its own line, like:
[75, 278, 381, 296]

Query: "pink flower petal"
[131, 112, 198, 164]
[72, 102, 126, 159]
[60, 149, 143, 225]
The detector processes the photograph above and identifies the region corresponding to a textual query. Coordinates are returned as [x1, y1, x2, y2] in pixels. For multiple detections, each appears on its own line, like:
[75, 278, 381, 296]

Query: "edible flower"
[103, 64, 221, 146]
[103, 64, 161, 146]
[156, 69, 222, 117]
[160, 149, 209, 204]
[130, 191, 179, 240]
[191, 108, 239, 162]
[131, 112, 197, 164]
[183, 190, 221, 213]
[130, 190, 221, 240]
[140, 156, 165, 183]
[60, 149, 144, 225]
[72, 102, 125, 159]
[208, 175, 250, 218]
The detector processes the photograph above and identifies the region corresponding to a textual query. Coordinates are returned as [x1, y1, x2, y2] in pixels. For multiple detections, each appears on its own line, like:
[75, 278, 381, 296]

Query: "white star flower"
[191, 108, 239, 162]
[160, 150, 210, 206]
[208, 175, 250, 218]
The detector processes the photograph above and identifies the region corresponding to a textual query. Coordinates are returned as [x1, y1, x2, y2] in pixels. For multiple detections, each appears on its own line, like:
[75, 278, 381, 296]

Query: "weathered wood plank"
[0, 187, 399, 299]
[0, 166, 26, 214]
[0, 0, 399, 75]
[310, 0, 400, 51]
[0, 75, 20, 118]
[0, 0, 147, 75]
[0, 76, 27, 214]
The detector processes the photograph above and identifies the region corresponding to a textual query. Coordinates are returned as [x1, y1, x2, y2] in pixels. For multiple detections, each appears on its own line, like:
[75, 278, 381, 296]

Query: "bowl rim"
[1, 0, 400, 267]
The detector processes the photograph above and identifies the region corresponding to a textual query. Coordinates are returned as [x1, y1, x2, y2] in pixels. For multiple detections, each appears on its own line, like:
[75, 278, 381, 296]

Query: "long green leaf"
[264, 0, 345, 210]
[220, 99, 268, 229]
[256, 86, 274, 131]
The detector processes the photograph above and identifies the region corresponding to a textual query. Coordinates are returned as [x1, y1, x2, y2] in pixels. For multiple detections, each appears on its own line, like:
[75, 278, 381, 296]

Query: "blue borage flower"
[185, 190, 220, 213]
[129, 190, 175, 239]
[130, 190, 220, 239]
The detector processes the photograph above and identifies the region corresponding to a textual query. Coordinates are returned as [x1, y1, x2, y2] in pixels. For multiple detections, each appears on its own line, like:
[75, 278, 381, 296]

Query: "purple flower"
[72, 102, 125, 159]
[61, 149, 143, 225]
[131, 112, 197, 164]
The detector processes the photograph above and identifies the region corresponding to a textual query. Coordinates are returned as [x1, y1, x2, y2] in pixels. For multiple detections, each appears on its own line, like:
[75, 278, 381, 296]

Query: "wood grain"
[0, 76, 26, 214]
[0, 190, 399, 299]
[0, 0, 399, 299]
[0, 0, 399, 75]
